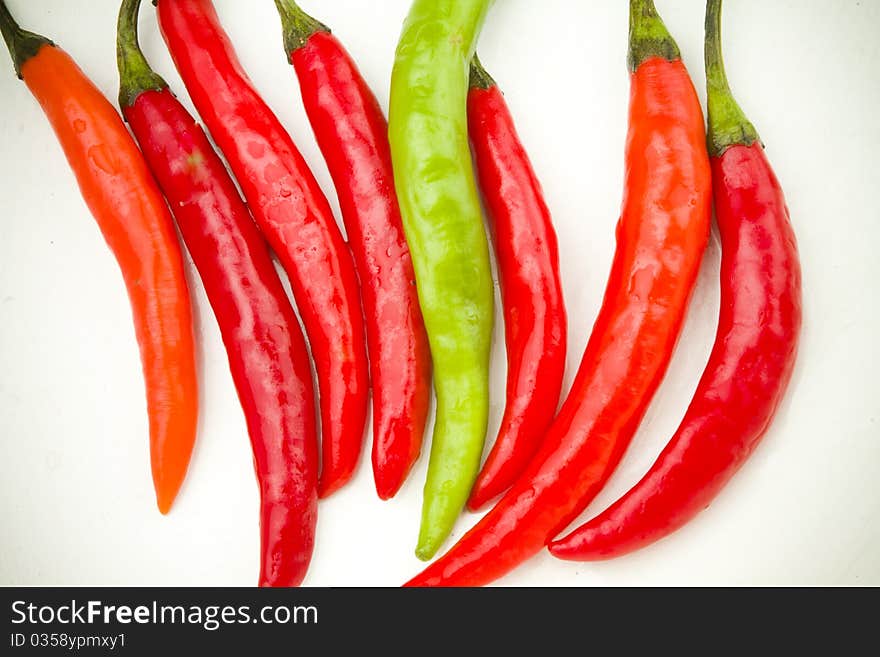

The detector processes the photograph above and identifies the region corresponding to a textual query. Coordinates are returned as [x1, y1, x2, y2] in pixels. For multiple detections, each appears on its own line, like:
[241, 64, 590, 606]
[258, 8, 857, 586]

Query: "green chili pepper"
[389, 0, 494, 560]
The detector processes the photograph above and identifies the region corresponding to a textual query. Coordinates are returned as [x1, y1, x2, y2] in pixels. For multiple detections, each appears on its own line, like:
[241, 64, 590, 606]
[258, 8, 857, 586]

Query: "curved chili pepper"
[0, 1, 197, 515]
[116, 0, 317, 586]
[465, 55, 567, 512]
[388, 0, 495, 560]
[272, 0, 431, 501]
[405, 0, 711, 586]
[155, 0, 368, 498]
[549, 0, 802, 562]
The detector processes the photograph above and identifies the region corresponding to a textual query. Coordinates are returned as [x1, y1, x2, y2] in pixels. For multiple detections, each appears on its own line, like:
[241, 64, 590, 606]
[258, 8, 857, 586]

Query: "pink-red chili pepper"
[549, 0, 802, 562]
[0, 0, 198, 515]
[465, 55, 567, 511]
[273, 0, 431, 500]
[116, 0, 317, 586]
[405, 0, 711, 587]
[156, 0, 369, 498]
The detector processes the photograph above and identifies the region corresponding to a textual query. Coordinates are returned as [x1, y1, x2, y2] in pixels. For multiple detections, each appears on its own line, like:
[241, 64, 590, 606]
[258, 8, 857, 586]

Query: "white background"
[1, 0, 878, 586]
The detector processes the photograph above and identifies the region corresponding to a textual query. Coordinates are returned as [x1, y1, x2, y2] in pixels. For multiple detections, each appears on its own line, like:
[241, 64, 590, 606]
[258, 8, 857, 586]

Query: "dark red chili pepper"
[464, 55, 567, 511]
[405, 0, 711, 587]
[117, 0, 317, 586]
[548, 0, 802, 562]
[273, 0, 431, 500]
[156, 0, 369, 498]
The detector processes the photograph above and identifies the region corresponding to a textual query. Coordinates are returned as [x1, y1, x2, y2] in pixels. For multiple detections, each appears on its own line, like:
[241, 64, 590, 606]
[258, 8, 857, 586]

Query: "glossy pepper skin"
[0, 1, 198, 515]
[116, 0, 317, 586]
[156, 0, 368, 498]
[465, 56, 567, 512]
[389, 0, 495, 560]
[549, 0, 802, 562]
[273, 1, 431, 500]
[405, 0, 711, 586]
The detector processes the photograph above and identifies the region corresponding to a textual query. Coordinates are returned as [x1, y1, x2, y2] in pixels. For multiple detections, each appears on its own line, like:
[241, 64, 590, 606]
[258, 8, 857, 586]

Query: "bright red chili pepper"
[273, 0, 431, 500]
[465, 55, 567, 511]
[156, 0, 369, 498]
[405, 0, 711, 587]
[548, 0, 802, 562]
[116, 0, 317, 586]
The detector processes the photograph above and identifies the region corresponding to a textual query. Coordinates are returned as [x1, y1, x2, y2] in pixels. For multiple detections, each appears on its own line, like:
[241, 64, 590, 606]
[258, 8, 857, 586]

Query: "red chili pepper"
[116, 0, 317, 586]
[0, 1, 198, 515]
[548, 0, 802, 562]
[156, 0, 369, 498]
[405, 0, 711, 587]
[273, 1, 431, 500]
[464, 55, 567, 511]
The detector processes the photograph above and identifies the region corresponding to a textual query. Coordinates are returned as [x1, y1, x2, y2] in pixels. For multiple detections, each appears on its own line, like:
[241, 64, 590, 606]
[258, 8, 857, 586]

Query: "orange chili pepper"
[0, 2, 198, 513]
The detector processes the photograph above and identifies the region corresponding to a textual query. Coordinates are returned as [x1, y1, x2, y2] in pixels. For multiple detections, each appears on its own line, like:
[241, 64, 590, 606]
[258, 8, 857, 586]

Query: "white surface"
[1, 0, 878, 587]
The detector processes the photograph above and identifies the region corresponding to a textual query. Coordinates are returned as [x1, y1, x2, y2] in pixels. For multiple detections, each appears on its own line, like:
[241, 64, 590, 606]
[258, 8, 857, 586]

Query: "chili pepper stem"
[274, 0, 328, 57]
[704, 0, 760, 156]
[628, 0, 680, 71]
[469, 53, 495, 90]
[0, 0, 53, 78]
[117, 0, 167, 110]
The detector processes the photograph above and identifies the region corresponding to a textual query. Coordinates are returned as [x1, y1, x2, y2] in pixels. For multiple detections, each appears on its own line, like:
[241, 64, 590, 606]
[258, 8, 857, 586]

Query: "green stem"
[468, 52, 495, 90]
[274, 0, 329, 58]
[628, 0, 680, 72]
[0, 0, 53, 79]
[705, 0, 760, 156]
[117, 0, 167, 109]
